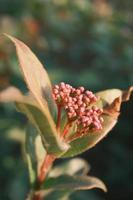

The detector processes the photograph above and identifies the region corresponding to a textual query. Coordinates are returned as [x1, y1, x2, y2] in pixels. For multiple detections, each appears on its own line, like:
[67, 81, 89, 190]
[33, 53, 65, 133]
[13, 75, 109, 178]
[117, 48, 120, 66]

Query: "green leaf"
[44, 174, 107, 192]
[35, 174, 106, 200]
[49, 158, 90, 177]
[61, 114, 117, 157]
[4, 34, 57, 120]
[25, 124, 46, 184]
[0, 87, 69, 156]
[17, 103, 69, 155]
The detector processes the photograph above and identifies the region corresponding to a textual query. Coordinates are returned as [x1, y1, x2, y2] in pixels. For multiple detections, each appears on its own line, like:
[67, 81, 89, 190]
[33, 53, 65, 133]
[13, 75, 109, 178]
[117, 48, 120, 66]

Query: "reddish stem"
[66, 131, 83, 142]
[56, 105, 62, 131]
[33, 193, 41, 200]
[38, 154, 56, 184]
[32, 107, 62, 200]
[62, 122, 70, 138]
[32, 155, 55, 200]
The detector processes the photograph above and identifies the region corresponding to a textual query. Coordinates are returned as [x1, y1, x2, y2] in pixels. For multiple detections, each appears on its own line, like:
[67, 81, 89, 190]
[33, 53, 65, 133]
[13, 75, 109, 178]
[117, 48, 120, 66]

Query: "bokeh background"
[0, 0, 133, 199]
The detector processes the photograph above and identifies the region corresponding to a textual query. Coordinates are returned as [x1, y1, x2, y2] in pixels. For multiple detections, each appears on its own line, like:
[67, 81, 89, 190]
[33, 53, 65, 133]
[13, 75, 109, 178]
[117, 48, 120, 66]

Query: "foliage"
[0, 34, 132, 199]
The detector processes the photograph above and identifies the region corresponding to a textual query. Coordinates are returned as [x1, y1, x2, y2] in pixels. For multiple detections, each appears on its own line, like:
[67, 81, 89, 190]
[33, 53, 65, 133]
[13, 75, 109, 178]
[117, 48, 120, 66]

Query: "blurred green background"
[0, 0, 133, 199]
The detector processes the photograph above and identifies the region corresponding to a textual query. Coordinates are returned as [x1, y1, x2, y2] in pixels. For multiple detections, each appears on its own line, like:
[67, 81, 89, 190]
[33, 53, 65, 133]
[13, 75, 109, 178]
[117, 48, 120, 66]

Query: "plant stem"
[32, 192, 41, 200]
[32, 105, 61, 200]
[56, 105, 62, 132]
[62, 122, 70, 138]
[32, 154, 56, 200]
[38, 154, 55, 184]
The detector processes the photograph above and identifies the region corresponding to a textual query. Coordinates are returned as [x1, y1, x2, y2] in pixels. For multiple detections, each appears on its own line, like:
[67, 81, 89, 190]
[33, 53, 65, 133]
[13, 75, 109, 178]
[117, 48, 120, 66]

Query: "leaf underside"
[44, 175, 107, 192]
[4, 34, 57, 119]
[37, 174, 107, 199]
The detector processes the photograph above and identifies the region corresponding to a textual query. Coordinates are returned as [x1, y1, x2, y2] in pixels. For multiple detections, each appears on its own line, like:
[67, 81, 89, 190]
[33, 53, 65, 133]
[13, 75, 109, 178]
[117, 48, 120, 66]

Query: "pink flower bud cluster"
[53, 82, 103, 133]
[77, 107, 103, 132]
[52, 82, 73, 106]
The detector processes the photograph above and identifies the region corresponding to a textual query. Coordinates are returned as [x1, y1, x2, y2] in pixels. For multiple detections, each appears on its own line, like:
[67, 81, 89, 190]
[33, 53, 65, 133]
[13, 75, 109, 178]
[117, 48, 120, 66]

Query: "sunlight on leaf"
[4, 34, 56, 115]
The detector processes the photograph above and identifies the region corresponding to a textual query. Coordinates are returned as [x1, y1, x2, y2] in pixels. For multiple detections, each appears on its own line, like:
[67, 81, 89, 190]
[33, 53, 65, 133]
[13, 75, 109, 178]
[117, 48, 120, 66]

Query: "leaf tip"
[122, 86, 133, 102]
